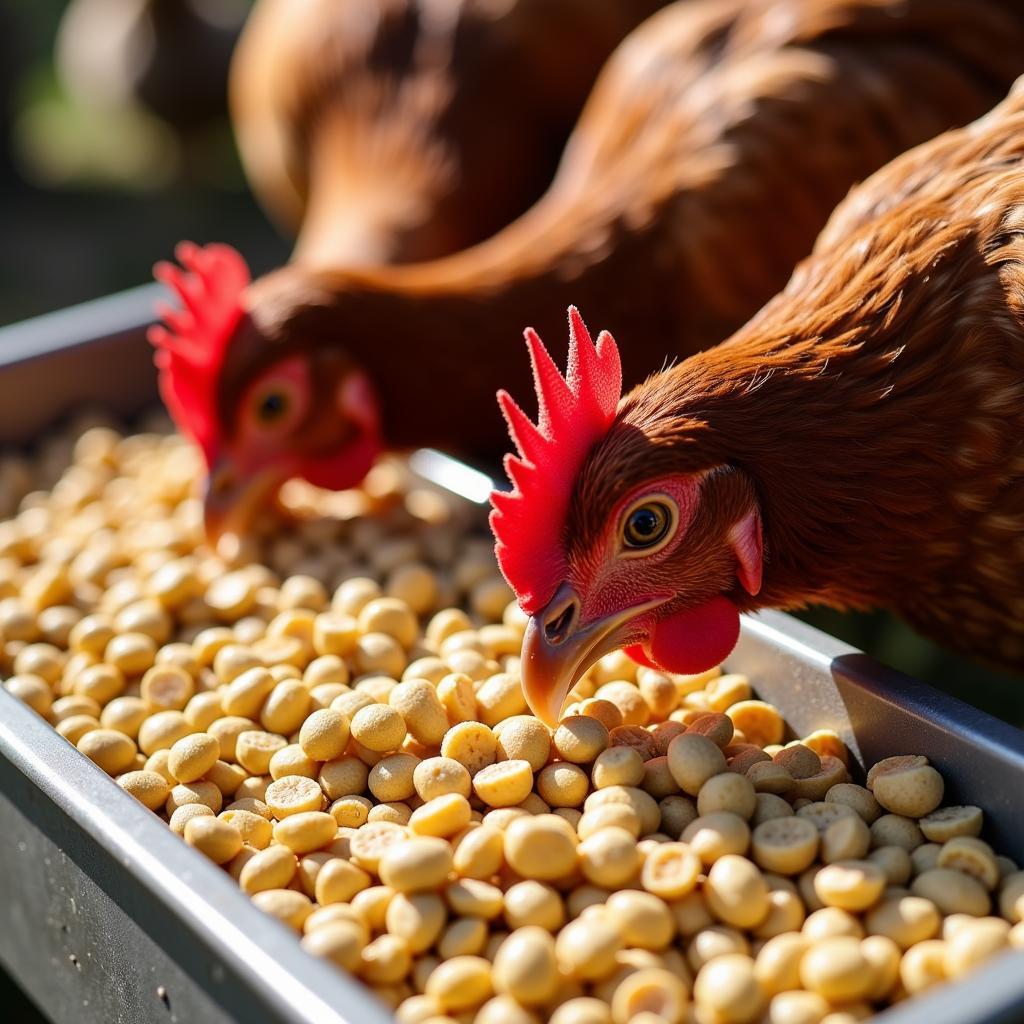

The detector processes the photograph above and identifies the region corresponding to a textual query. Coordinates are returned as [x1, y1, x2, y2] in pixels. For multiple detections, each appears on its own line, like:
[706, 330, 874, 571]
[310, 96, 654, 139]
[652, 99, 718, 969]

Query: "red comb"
[490, 307, 622, 615]
[147, 242, 250, 465]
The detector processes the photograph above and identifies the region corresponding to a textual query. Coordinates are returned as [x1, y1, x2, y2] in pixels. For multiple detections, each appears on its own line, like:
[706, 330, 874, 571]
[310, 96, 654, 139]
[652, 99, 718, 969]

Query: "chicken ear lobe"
[729, 506, 763, 596]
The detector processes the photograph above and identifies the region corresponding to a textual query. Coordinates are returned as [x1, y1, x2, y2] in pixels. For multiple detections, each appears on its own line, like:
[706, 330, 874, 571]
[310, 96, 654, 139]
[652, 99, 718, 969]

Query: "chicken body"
[242, 0, 1024, 459]
[507, 78, 1024, 725]
[161, 0, 1024, 541]
[230, 0, 668, 266]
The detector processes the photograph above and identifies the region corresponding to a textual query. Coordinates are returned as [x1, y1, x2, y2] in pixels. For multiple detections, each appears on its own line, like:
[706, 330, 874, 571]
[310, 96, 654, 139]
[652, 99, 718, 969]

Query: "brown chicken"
[493, 80, 1024, 725]
[230, 0, 668, 265]
[154, 0, 1024, 541]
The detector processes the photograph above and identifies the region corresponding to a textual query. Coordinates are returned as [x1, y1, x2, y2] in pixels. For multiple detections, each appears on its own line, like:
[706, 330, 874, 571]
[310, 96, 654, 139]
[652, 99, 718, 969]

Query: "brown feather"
[230, 0, 669, 265]
[579, 80, 1024, 667]
[231, 0, 1024, 467]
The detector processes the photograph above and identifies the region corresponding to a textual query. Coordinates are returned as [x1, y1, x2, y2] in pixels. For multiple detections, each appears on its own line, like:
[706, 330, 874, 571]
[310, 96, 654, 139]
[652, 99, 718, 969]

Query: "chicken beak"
[203, 459, 283, 549]
[521, 583, 665, 726]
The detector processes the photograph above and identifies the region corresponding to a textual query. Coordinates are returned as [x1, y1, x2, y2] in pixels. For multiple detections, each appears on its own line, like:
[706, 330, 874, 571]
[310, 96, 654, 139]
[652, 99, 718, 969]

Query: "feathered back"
[148, 242, 251, 465]
[490, 307, 622, 614]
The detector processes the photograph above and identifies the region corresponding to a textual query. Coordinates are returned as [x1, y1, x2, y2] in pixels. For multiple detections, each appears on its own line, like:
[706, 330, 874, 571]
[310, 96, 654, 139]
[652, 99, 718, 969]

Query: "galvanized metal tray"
[1, 289, 1023, 1024]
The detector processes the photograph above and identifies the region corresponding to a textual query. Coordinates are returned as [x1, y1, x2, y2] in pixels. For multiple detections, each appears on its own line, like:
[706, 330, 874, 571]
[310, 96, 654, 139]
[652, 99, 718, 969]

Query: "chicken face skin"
[205, 309, 382, 543]
[521, 468, 762, 724]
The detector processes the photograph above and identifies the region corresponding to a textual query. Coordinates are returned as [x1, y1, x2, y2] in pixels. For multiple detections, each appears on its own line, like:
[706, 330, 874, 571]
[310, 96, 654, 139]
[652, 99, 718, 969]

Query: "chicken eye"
[256, 391, 288, 423]
[621, 499, 677, 555]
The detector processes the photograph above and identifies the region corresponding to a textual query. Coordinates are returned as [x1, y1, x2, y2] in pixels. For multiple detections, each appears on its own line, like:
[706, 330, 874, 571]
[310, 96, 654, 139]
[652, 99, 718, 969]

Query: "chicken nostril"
[543, 595, 579, 646]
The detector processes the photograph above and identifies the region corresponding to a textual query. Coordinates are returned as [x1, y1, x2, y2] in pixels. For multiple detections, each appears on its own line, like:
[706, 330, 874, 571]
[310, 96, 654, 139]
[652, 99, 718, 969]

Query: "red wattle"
[625, 644, 660, 669]
[630, 596, 741, 674]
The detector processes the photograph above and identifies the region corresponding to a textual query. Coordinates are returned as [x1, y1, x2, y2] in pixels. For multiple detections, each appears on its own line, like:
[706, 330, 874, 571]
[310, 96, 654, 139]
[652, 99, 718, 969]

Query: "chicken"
[492, 80, 1024, 725]
[152, 0, 1024, 542]
[230, 0, 668, 266]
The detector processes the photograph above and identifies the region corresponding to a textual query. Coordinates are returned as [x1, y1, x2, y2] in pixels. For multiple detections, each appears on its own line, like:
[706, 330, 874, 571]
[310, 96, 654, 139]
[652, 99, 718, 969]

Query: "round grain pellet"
[745, 761, 794, 795]
[503, 880, 565, 932]
[944, 917, 1010, 977]
[603, 890, 674, 951]
[693, 953, 764, 1024]
[379, 836, 453, 892]
[867, 845, 913, 886]
[471, 759, 531, 808]
[869, 757, 944, 818]
[184, 815, 242, 864]
[369, 753, 420, 803]
[610, 967, 688, 1024]
[385, 892, 447, 953]
[640, 841, 702, 899]
[537, 762, 590, 808]
[302, 920, 365, 972]
[391, 679, 449, 746]
[705, 854, 770, 928]
[77, 728, 137, 775]
[424, 954, 493, 1010]
[550, 998, 613, 1024]
[118, 770, 170, 811]
[554, 716, 610, 765]
[556, 912, 623, 981]
[725, 700, 784, 748]
[236, 730, 287, 775]
[698, 772, 756, 820]
[937, 836, 1000, 890]
[266, 775, 325, 818]
[493, 926, 559, 1006]
[899, 939, 947, 995]
[360, 933, 412, 985]
[273, 811, 337, 854]
[5, 674, 53, 716]
[410, 794, 473, 837]
[814, 860, 886, 912]
[821, 815, 871, 864]
[870, 814, 924, 852]
[681, 812, 751, 866]
[504, 815, 578, 881]
[751, 817, 819, 875]
[319, 755, 369, 801]
[666, 734, 727, 796]
[351, 703, 407, 753]
[912, 868, 990, 917]
[167, 732, 220, 784]
[826, 784, 881, 824]
[799, 936, 873, 1003]
[295, 707, 348, 762]
[918, 804, 983, 843]
[441, 722, 498, 775]
[453, 824, 504, 880]
[578, 826, 641, 888]
[239, 844, 298, 894]
[414, 757, 472, 802]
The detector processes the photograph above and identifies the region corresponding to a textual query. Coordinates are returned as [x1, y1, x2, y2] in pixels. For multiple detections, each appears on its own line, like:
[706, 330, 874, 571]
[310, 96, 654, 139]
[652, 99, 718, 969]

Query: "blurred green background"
[0, 0, 1021, 732]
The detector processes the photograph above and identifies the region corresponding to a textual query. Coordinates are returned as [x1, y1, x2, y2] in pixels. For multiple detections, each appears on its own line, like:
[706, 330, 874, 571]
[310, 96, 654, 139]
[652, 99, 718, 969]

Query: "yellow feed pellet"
[184, 816, 242, 865]
[11, 432, 1022, 1024]
[167, 732, 220, 784]
[504, 815, 578, 881]
[117, 769, 171, 811]
[265, 775, 325, 818]
[452, 825, 504, 880]
[273, 811, 337, 854]
[410, 794, 473, 837]
[77, 728, 137, 775]
[379, 836, 454, 892]
[441, 722, 498, 775]
[473, 760, 534, 808]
